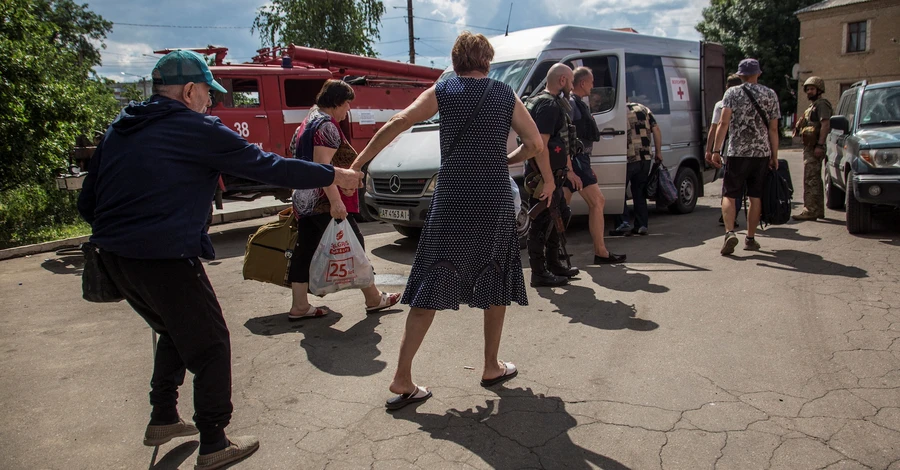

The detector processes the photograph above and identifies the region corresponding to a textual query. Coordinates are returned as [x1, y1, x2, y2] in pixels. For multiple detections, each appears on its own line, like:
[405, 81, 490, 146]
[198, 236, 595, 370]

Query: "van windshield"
[420, 59, 535, 124]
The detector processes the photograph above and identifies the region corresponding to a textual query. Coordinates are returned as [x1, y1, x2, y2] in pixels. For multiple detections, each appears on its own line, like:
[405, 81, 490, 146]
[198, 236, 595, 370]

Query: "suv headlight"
[423, 175, 437, 196]
[365, 174, 374, 192]
[860, 148, 900, 168]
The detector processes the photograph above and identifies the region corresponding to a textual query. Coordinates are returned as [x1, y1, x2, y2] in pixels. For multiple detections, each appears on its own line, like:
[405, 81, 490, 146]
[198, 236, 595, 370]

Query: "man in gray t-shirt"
[710, 58, 780, 255]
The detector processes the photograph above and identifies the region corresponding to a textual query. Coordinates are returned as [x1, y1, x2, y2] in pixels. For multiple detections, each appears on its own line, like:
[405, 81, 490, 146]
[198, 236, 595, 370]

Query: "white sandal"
[287, 305, 328, 321]
[365, 292, 401, 313]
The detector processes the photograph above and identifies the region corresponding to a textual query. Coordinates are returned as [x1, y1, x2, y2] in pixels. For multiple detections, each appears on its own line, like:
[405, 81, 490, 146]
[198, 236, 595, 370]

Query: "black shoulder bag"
[79, 137, 124, 303]
[446, 78, 495, 156]
[741, 84, 771, 138]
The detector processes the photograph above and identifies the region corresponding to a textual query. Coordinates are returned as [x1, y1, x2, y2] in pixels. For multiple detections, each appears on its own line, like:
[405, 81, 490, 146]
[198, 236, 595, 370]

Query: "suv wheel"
[669, 166, 699, 214]
[845, 175, 871, 234]
[393, 225, 422, 239]
[825, 172, 845, 210]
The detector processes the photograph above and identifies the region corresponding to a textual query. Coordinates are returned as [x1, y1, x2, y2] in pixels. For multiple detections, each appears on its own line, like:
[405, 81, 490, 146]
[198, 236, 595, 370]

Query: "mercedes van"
[364, 25, 726, 237]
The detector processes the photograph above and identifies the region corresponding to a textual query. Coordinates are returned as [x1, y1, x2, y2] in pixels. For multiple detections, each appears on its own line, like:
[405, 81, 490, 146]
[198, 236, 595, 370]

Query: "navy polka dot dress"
[401, 77, 528, 311]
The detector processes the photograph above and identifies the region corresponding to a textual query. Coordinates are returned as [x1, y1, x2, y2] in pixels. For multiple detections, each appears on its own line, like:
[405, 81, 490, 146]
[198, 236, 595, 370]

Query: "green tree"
[252, 0, 386, 57]
[121, 82, 147, 102]
[0, 0, 119, 246]
[696, 0, 819, 117]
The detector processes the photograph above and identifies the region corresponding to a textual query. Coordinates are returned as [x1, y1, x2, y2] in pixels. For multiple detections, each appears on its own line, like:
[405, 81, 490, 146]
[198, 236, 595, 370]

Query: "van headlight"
[365, 174, 374, 192]
[423, 175, 437, 196]
[860, 148, 900, 168]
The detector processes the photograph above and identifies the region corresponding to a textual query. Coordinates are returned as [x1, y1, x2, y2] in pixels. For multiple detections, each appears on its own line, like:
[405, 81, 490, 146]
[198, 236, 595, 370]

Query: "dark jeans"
[526, 175, 570, 271]
[100, 251, 232, 445]
[618, 160, 651, 229]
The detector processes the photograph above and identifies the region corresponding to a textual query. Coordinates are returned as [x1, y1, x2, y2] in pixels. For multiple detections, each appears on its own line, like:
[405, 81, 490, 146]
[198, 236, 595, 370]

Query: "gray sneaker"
[720, 232, 739, 256]
[195, 436, 259, 470]
[143, 419, 199, 447]
[744, 237, 761, 251]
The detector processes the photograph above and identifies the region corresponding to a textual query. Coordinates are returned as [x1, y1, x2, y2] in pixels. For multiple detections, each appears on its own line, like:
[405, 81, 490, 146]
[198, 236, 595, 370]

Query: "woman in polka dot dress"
[352, 31, 555, 410]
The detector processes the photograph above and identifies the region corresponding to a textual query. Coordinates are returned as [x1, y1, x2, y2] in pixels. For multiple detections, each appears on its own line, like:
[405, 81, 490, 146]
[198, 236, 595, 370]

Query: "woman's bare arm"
[351, 86, 439, 171]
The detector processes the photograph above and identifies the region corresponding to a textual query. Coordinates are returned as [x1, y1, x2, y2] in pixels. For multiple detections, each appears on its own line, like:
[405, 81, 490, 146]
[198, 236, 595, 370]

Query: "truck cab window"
[215, 78, 260, 108]
[624, 54, 669, 114]
[284, 79, 327, 107]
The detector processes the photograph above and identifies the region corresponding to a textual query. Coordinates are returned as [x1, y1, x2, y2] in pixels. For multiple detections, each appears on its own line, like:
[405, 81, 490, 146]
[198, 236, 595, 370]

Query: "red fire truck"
[152, 45, 443, 211]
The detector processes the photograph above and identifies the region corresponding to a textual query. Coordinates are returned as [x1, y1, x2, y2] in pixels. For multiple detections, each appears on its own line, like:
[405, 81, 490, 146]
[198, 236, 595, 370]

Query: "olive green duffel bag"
[242, 208, 297, 287]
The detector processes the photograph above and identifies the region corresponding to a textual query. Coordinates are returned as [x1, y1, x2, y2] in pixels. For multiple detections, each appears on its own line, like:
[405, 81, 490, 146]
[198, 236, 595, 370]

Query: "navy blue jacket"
[78, 96, 336, 260]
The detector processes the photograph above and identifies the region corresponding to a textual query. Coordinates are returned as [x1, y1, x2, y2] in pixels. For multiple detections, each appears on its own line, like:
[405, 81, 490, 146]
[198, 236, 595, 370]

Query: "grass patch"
[1, 220, 92, 249]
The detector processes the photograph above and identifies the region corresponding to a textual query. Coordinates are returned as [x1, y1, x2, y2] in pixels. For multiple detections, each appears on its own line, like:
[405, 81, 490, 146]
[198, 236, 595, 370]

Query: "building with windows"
[795, 0, 900, 117]
[106, 80, 152, 106]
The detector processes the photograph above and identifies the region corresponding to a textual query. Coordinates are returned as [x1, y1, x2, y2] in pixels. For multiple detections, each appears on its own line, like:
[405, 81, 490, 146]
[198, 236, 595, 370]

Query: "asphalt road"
[1, 150, 899, 470]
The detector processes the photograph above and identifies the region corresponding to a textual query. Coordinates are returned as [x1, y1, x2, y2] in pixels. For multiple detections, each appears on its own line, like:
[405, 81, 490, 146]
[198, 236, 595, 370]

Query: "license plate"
[379, 208, 409, 221]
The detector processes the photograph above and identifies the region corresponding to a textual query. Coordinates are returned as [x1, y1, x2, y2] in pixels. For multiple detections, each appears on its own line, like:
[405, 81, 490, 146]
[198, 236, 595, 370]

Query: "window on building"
[624, 54, 670, 114]
[840, 83, 854, 96]
[846, 21, 867, 53]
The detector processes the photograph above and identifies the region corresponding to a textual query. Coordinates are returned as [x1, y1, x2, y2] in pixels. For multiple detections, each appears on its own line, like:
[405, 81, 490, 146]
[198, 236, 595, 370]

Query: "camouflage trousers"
[802, 148, 825, 217]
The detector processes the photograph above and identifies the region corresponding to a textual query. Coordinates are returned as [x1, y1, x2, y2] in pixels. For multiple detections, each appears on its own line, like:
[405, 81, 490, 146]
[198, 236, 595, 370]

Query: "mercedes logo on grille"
[389, 175, 401, 193]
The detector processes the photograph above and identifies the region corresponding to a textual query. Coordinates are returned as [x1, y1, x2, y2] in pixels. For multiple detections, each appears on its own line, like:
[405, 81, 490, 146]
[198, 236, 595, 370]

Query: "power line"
[112, 22, 251, 29]
[383, 15, 504, 32]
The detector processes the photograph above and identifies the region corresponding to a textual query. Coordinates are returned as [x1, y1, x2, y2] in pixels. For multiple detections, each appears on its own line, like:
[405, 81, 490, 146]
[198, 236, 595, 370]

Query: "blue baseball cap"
[737, 58, 762, 76]
[152, 50, 226, 93]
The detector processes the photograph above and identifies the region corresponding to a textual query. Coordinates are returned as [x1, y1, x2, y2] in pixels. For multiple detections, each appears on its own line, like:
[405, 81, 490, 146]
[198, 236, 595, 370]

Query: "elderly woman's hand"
[539, 180, 555, 205]
[330, 200, 348, 221]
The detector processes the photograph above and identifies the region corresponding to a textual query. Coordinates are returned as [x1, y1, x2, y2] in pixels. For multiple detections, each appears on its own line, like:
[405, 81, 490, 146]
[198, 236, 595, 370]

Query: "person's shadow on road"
[40, 255, 84, 275]
[148, 441, 198, 469]
[389, 386, 631, 469]
[243, 311, 390, 377]
[535, 279, 659, 332]
[728, 248, 868, 278]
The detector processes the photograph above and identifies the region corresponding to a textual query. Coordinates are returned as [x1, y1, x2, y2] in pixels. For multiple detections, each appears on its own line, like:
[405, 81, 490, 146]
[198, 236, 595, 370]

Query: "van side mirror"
[830, 115, 849, 133]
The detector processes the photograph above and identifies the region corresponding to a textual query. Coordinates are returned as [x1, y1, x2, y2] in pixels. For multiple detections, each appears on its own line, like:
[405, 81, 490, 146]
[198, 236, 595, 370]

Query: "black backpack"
[760, 159, 793, 227]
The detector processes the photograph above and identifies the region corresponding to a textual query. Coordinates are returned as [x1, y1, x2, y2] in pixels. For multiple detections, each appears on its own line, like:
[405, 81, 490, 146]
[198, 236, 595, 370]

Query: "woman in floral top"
[286, 80, 400, 319]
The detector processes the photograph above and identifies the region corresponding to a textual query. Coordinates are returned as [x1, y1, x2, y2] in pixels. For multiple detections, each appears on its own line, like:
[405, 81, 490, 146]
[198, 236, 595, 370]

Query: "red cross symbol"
[677, 87, 684, 100]
[553, 145, 562, 153]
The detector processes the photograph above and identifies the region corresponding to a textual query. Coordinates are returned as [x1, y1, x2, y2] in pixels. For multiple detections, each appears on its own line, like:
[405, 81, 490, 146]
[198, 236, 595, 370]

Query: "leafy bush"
[0, 183, 89, 248]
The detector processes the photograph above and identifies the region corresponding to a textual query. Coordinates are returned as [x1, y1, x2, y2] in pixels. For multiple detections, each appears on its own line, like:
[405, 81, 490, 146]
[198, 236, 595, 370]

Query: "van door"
[211, 76, 272, 151]
[561, 50, 628, 215]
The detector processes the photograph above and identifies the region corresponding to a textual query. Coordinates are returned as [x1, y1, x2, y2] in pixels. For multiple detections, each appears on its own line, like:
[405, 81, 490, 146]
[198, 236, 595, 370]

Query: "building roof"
[796, 0, 872, 15]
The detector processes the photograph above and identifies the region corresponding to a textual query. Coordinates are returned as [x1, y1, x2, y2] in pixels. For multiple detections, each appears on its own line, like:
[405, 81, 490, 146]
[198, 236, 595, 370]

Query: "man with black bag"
[709, 58, 781, 256]
[524, 64, 580, 287]
[77, 51, 362, 469]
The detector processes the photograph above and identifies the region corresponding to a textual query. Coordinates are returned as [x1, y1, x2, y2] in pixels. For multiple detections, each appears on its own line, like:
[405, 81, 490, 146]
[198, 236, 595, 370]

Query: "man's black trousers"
[100, 251, 232, 445]
[526, 176, 570, 271]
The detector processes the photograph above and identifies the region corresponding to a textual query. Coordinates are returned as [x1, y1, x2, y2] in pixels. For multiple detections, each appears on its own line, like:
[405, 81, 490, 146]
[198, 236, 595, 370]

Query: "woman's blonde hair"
[451, 31, 493, 75]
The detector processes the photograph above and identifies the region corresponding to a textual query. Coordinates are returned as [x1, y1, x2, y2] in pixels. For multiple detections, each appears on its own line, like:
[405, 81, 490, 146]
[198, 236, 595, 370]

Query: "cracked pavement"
[1, 150, 899, 469]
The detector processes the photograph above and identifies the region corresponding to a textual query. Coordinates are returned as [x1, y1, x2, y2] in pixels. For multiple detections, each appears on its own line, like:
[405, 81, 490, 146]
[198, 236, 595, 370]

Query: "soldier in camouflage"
[793, 76, 832, 221]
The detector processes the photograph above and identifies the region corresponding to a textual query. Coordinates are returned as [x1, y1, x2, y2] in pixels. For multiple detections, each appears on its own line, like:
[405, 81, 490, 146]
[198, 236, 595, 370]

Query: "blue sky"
[90, 0, 708, 81]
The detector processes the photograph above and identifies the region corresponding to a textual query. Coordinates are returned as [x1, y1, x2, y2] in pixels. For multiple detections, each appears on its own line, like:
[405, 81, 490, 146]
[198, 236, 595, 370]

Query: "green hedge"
[0, 183, 90, 249]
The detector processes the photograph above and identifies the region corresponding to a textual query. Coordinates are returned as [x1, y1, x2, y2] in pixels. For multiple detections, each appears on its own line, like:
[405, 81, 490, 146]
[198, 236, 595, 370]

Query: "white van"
[364, 25, 726, 238]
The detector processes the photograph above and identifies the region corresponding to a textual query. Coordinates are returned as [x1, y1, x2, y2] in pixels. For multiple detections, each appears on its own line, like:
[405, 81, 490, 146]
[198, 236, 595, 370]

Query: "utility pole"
[407, 0, 415, 64]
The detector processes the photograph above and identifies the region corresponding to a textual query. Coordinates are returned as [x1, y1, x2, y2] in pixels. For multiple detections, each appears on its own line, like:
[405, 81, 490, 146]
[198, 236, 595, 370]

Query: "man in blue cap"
[78, 50, 362, 469]
[708, 58, 780, 256]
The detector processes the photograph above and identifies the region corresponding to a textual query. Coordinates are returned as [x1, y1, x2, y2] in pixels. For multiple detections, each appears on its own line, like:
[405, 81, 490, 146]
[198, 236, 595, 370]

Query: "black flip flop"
[480, 363, 518, 387]
[385, 385, 432, 411]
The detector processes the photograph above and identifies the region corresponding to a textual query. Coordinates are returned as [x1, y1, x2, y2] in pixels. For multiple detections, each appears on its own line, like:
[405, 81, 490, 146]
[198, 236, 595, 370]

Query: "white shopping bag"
[309, 219, 375, 296]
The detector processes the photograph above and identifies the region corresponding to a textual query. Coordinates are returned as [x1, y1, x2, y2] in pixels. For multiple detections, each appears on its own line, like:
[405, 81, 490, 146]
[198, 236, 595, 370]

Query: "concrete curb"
[0, 204, 289, 261]
[0, 236, 90, 261]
